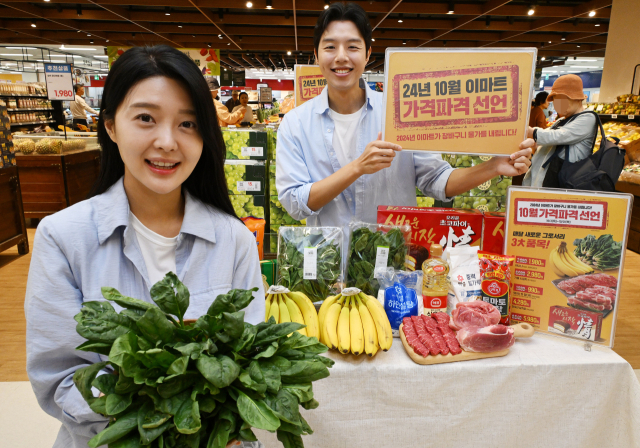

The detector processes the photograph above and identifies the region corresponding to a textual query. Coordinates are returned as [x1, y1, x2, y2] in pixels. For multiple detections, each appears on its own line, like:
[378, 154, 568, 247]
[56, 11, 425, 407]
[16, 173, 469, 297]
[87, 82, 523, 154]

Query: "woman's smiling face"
[105, 76, 203, 196]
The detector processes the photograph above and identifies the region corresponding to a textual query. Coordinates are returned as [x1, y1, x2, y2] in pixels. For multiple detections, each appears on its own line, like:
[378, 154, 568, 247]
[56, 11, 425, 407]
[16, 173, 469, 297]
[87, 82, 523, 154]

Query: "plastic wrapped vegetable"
[277, 226, 343, 303]
[346, 222, 411, 298]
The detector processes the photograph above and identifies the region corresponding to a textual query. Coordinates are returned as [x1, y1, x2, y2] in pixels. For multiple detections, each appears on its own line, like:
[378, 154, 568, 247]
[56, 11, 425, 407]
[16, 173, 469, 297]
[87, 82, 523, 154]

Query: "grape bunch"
[222, 129, 251, 159]
[230, 195, 264, 219]
[269, 225, 280, 253]
[223, 164, 246, 195]
[416, 197, 435, 208]
[267, 129, 277, 159]
[270, 197, 305, 226]
[453, 196, 503, 212]
[470, 176, 512, 198]
[269, 162, 277, 196]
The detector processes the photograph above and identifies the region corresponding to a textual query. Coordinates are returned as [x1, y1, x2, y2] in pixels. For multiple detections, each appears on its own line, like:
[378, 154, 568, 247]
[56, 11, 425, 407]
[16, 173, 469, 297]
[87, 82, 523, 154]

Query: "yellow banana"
[349, 297, 364, 356]
[356, 295, 378, 357]
[360, 292, 393, 351]
[268, 293, 280, 323]
[278, 295, 291, 323]
[337, 297, 351, 354]
[550, 251, 566, 277]
[287, 291, 320, 339]
[265, 294, 272, 322]
[284, 294, 307, 337]
[559, 249, 589, 275]
[323, 299, 343, 350]
[318, 295, 340, 345]
[564, 248, 594, 274]
[551, 248, 579, 277]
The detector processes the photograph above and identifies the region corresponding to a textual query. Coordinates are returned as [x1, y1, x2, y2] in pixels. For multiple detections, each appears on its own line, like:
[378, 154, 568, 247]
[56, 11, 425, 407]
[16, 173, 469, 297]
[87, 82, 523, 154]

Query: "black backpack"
[541, 111, 626, 192]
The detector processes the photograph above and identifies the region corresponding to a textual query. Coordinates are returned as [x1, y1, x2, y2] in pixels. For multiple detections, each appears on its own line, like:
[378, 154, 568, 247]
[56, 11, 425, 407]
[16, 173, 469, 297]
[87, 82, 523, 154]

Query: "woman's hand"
[490, 142, 534, 177]
[353, 132, 402, 175]
[527, 126, 535, 139]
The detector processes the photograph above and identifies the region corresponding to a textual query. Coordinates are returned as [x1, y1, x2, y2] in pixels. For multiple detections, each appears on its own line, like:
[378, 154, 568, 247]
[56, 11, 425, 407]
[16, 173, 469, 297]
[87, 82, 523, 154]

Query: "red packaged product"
[548, 306, 602, 342]
[477, 251, 515, 325]
[482, 211, 506, 255]
[377, 206, 483, 271]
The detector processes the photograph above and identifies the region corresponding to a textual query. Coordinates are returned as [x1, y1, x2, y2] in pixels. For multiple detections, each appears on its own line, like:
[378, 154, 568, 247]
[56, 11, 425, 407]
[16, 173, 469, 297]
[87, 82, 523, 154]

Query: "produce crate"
[224, 160, 267, 195]
[222, 128, 268, 160]
[270, 195, 305, 227]
[260, 259, 278, 286]
[267, 128, 277, 159]
[230, 194, 265, 219]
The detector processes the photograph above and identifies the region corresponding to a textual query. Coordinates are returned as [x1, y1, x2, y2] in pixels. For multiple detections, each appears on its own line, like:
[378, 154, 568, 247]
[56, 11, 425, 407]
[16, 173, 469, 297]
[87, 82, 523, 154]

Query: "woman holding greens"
[24, 46, 264, 448]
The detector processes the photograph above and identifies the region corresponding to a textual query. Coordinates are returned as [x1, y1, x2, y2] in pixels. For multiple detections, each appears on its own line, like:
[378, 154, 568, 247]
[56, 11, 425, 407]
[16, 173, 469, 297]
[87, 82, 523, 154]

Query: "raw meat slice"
[575, 292, 612, 306]
[588, 286, 616, 299]
[431, 312, 463, 355]
[410, 316, 440, 356]
[590, 273, 617, 287]
[577, 276, 600, 289]
[576, 290, 598, 301]
[420, 315, 449, 355]
[402, 317, 429, 357]
[557, 279, 578, 295]
[568, 296, 606, 312]
[450, 300, 501, 331]
[456, 325, 515, 353]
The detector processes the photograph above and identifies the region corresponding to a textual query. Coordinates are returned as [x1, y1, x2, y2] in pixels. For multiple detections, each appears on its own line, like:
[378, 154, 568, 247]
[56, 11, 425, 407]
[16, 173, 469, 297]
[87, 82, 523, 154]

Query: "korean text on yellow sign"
[383, 48, 536, 156]
[504, 187, 633, 348]
[294, 65, 327, 107]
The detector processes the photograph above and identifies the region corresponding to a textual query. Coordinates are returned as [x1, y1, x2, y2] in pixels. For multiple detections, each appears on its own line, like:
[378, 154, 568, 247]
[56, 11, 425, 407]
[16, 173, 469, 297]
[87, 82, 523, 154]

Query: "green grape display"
[222, 129, 251, 159]
[230, 195, 265, 219]
[223, 164, 245, 195]
[269, 225, 280, 253]
[452, 195, 502, 212]
[416, 197, 435, 208]
[269, 161, 277, 196]
[267, 129, 277, 159]
[270, 196, 306, 226]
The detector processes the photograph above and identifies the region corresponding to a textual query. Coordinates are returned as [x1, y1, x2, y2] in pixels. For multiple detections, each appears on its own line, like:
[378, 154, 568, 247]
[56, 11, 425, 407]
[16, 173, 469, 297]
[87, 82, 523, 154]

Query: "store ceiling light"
[324, 0, 330, 9]
[0, 53, 33, 56]
[371, 38, 375, 42]
[90, 40, 94, 44]
[218, 34, 222, 38]
[402, 40, 406, 45]
[595, 22, 600, 27]
[178, 25, 183, 28]
[485, 16, 491, 28]
[77, 4, 82, 16]
[577, 45, 581, 47]
[398, 14, 403, 23]
[541, 57, 546, 61]
[31, 22, 36, 28]
[527, 5, 535, 16]
[588, 10, 596, 17]
[207, 43, 211, 47]
[287, 51, 291, 55]
[246, 1, 253, 7]
[447, 1, 454, 14]
[165, 7, 170, 15]
[266, 0, 272, 9]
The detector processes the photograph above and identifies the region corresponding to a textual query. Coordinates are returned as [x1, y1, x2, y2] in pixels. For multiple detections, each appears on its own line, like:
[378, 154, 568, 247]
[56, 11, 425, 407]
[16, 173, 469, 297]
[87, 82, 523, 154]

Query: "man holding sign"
[276, 2, 533, 228]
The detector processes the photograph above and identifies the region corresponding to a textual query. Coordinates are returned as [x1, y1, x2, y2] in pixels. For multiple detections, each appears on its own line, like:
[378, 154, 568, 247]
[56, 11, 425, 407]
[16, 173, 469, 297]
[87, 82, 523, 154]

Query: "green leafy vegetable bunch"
[573, 234, 623, 271]
[278, 230, 342, 303]
[73, 272, 332, 448]
[346, 227, 408, 297]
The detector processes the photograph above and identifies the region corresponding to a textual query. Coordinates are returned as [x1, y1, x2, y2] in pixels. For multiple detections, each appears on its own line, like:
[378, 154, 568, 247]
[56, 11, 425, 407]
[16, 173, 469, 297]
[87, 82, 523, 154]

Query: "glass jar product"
[421, 243, 450, 316]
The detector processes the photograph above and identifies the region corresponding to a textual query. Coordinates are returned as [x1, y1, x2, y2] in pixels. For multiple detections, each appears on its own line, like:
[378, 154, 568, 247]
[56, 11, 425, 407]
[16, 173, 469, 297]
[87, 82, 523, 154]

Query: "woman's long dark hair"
[89, 45, 238, 220]
[532, 91, 549, 107]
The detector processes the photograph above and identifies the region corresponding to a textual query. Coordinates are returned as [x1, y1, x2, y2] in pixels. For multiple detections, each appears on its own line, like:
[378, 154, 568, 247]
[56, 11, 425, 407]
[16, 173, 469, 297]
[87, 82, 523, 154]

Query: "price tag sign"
[237, 181, 261, 192]
[44, 63, 74, 101]
[611, 114, 618, 119]
[241, 146, 264, 157]
[303, 247, 318, 280]
[629, 115, 635, 120]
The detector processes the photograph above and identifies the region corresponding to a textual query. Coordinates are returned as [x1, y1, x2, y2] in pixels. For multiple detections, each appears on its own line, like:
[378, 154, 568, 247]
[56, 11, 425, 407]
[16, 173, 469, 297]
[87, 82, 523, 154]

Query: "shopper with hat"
[206, 77, 247, 127]
[523, 74, 596, 187]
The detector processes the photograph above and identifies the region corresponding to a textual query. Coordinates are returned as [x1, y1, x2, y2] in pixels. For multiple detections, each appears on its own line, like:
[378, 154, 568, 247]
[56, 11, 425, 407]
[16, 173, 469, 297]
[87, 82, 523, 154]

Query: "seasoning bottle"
[421, 244, 449, 316]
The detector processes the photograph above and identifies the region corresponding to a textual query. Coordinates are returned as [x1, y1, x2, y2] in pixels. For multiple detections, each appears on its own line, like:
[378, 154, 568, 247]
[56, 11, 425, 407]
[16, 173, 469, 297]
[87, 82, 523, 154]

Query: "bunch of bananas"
[318, 290, 392, 357]
[265, 288, 320, 338]
[550, 242, 594, 277]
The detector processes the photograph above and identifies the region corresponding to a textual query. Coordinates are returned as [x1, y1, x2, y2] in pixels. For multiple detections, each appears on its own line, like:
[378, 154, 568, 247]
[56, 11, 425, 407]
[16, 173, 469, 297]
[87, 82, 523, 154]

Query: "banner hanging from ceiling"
[107, 47, 220, 76]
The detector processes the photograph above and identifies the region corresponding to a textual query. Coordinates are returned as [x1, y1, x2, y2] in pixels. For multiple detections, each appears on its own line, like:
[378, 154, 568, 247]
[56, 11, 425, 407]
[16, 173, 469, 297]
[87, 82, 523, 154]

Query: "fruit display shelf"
[223, 160, 267, 195]
[222, 128, 268, 160]
[230, 194, 265, 219]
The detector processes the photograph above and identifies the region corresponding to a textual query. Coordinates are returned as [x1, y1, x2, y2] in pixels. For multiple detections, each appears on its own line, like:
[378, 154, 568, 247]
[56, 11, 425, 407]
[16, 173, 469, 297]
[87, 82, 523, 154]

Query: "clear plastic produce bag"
[346, 221, 411, 298]
[277, 226, 344, 303]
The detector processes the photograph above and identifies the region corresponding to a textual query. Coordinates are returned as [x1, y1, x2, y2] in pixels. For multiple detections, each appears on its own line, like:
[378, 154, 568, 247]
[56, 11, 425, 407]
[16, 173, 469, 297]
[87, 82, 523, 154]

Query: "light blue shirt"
[24, 178, 265, 448]
[276, 83, 454, 228]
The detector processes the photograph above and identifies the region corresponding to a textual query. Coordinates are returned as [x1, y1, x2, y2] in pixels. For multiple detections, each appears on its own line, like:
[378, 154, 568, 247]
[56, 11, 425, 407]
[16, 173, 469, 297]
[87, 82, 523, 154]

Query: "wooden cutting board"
[399, 322, 535, 366]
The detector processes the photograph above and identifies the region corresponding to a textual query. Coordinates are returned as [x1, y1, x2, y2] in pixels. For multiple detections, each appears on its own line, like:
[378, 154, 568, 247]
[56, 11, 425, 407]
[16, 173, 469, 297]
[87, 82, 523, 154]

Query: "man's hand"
[490, 141, 534, 177]
[527, 126, 535, 139]
[354, 132, 402, 175]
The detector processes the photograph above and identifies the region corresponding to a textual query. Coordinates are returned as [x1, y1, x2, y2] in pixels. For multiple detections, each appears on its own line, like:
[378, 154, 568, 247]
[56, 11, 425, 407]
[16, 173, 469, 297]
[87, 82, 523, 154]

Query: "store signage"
[259, 87, 272, 103]
[382, 48, 536, 156]
[504, 186, 633, 348]
[44, 63, 74, 101]
[233, 69, 246, 87]
[294, 65, 327, 107]
[107, 47, 221, 76]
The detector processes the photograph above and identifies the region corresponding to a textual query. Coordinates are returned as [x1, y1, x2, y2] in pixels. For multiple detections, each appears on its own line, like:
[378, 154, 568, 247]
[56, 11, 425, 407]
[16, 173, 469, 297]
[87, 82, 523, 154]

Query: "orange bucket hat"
[548, 74, 587, 101]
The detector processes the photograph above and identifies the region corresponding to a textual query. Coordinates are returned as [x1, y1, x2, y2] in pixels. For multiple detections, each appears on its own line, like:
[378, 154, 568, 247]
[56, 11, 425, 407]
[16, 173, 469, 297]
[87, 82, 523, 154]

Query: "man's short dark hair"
[239, 91, 248, 99]
[313, 2, 372, 55]
[74, 84, 80, 93]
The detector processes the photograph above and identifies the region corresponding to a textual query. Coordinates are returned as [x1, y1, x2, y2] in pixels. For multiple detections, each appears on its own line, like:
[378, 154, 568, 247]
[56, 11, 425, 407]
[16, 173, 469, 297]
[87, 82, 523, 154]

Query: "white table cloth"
[256, 333, 640, 448]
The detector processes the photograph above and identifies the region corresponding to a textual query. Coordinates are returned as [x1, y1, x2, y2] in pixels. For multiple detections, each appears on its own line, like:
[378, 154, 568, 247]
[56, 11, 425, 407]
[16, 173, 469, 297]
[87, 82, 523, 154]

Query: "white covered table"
[256, 333, 640, 447]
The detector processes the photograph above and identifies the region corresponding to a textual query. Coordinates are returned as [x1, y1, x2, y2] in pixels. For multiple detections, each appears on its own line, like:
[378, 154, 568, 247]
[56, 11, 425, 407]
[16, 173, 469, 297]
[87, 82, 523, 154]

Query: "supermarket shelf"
[7, 107, 53, 112]
[0, 94, 48, 98]
[597, 114, 640, 122]
[10, 120, 55, 127]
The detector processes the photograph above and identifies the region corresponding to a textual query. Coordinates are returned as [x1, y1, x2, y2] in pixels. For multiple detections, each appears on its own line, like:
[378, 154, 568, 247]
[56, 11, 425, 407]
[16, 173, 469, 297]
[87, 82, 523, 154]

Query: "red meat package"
[477, 251, 515, 325]
[377, 207, 483, 271]
[482, 211, 506, 255]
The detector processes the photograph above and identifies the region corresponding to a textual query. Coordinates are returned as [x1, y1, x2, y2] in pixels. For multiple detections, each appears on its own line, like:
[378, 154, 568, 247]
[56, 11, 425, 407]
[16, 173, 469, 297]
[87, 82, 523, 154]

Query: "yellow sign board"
[504, 187, 633, 348]
[382, 48, 536, 156]
[294, 65, 327, 107]
[107, 47, 220, 76]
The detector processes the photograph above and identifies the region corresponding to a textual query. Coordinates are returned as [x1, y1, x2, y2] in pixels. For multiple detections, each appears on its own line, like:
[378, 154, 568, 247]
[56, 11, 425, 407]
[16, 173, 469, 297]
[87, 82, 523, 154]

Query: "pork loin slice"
[450, 300, 501, 331]
[456, 325, 515, 353]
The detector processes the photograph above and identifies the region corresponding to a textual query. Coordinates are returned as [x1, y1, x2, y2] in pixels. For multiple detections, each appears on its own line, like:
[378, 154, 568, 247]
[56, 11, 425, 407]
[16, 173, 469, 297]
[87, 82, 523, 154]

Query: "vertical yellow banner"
[294, 65, 327, 107]
[504, 187, 633, 347]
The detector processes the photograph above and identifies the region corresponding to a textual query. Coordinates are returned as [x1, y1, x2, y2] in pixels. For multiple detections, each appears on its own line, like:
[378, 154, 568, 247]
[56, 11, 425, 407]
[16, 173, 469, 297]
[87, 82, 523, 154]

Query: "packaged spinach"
[277, 226, 343, 303]
[346, 222, 411, 298]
